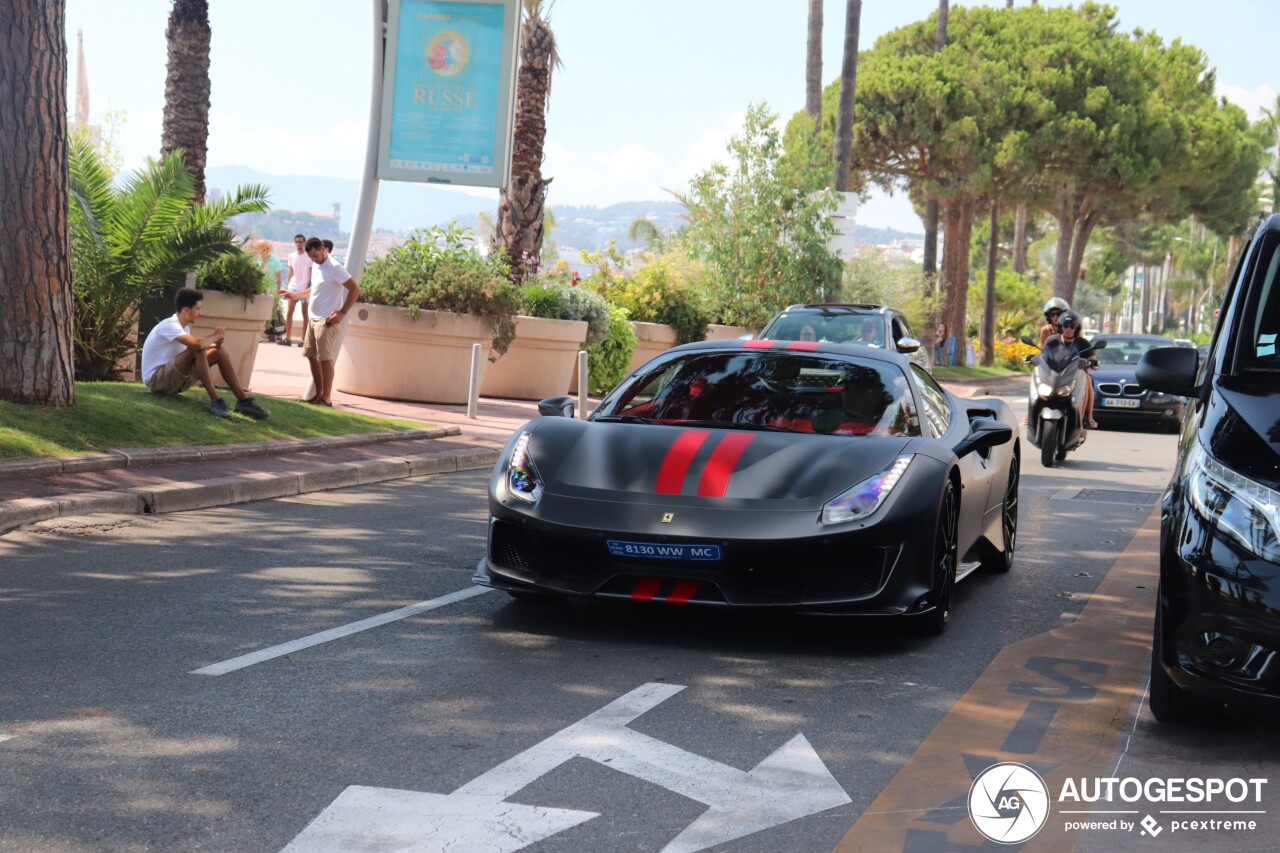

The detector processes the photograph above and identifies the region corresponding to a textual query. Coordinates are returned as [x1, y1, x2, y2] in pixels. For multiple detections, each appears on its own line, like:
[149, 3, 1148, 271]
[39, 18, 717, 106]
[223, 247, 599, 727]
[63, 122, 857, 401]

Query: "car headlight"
[822, 454, 913, 525]
[1185, 442, 1280, 563]
[505, 431, 544, 504]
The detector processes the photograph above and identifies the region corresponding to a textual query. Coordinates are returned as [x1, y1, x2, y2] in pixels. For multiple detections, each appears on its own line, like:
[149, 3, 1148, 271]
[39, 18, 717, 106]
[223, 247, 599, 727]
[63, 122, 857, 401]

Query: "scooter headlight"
[1055, 385, 1072, 397]
[505, 431, 544, 504]
[1186, 442, 1280, 563]
[822, 454, 913, 525]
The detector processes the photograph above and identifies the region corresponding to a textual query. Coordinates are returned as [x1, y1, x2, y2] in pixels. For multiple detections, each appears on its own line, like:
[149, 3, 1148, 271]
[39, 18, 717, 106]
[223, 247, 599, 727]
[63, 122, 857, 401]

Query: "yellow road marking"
[833, 509, 1160, 852]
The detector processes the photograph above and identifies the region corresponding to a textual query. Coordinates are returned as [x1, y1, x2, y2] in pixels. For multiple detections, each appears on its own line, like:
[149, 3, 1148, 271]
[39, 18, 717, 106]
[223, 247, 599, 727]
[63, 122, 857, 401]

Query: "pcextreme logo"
[969, 762, 1051, 844]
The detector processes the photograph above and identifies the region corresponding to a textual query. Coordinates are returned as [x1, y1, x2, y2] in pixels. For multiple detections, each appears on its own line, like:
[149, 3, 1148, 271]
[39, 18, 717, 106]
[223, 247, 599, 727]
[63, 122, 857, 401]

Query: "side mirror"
[1137, 347, 1199, 398]
[537, 395, 576, 418]
[1080, 339, 1107, 355]
[954, 416, 1013, 458]
[896, 336, 921, 354]
[1019, 335, 1039, 349]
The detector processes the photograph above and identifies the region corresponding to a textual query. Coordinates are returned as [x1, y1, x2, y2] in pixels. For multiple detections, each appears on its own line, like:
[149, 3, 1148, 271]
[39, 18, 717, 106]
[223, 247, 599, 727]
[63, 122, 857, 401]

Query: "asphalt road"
[3, 397, 1278, 853]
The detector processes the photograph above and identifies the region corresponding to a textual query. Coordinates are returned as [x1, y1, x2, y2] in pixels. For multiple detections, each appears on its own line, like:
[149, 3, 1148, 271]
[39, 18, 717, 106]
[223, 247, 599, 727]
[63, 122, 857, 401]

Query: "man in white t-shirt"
[281, 237, 360, 406]
[140, 287, 271, 419]
[279, 233, 312, 346]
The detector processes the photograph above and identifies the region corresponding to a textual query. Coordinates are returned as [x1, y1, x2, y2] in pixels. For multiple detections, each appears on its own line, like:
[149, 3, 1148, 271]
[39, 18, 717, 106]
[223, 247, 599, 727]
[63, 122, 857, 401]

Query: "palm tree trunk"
[496, 2, 557, 282]
[1012, 203, 1028, 273]
[0, 0, 74, 406]
[805, 0, 823, 127]
[832, 0, 862, 192]
[161, 0, 211, 203]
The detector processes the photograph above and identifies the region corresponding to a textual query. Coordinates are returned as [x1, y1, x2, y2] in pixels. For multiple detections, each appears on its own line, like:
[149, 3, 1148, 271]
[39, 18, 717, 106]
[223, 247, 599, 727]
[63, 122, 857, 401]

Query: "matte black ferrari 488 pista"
[474, 340, 1020, 634]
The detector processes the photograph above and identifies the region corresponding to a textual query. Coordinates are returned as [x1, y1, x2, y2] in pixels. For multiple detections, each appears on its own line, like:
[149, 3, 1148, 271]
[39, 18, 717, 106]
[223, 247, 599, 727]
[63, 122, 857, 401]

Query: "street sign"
[281, 682, 851, 852]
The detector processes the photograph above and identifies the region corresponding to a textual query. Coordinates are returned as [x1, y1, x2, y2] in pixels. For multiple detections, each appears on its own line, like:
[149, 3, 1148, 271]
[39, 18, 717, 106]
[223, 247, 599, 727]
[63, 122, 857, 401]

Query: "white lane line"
[190, 586, 492, 676]
[0, 735, 11, 743]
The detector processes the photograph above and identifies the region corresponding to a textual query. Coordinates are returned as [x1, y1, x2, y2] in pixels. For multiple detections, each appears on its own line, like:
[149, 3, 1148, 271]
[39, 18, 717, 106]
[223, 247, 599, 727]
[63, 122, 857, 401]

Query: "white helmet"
[1043, 297, 1069, 323]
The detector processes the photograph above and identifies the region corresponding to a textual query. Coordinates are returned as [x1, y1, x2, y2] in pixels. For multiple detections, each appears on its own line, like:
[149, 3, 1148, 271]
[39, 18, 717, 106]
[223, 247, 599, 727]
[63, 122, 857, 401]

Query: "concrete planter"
[334, 304, 493, 404]
[626, 321, 678, 373]
[189, 290, 273, 389]
[705, 324, 754, 341]
[481, 315, 588, 401]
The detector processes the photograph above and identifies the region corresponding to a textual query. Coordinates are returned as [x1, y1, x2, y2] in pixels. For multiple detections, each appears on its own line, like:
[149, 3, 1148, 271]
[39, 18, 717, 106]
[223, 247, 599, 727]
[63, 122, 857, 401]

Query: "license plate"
[607, 540, 722, 561]
[1102, 397, 1141, 409]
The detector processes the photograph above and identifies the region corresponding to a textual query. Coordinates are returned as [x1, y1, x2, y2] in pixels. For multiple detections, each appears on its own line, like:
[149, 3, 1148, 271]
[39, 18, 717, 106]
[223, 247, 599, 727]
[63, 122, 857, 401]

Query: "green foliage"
[519, 279, 611, 346]
[611, 250, 713, 344]
[585, 304, 637, 395]
[360, 224, 521, 355]
[195, 247, 270, 299]
[676, 103, 842, 328]
[966, 269, 1043, 331]
[840, 254, 935, 338]
[67, 137, 270, 381]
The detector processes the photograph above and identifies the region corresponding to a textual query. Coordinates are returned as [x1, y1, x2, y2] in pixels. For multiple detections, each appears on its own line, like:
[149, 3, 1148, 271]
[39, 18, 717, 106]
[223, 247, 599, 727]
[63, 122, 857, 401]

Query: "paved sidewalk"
[0, 342, 1026, 536]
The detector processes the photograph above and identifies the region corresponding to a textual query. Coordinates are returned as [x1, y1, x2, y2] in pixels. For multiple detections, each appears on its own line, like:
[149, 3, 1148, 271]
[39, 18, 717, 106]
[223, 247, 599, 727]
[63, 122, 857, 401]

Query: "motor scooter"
[1020, 335, 1106, 468]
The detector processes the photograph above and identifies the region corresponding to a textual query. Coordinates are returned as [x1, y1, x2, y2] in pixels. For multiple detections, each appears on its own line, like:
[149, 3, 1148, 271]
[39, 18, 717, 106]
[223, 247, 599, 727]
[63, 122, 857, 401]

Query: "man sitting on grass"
[139, 287, 271, 420]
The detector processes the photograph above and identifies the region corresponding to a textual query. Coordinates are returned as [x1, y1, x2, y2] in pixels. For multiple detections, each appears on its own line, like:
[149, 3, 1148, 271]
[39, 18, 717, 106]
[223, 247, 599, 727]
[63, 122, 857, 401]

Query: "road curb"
[0, 427, 460, 482]
[0, 445, 499, 536]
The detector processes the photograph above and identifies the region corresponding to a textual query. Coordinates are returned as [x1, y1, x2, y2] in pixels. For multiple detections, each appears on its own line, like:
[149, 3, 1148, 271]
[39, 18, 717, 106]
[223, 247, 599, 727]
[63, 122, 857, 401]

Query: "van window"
[1241, 234, 1280, 372]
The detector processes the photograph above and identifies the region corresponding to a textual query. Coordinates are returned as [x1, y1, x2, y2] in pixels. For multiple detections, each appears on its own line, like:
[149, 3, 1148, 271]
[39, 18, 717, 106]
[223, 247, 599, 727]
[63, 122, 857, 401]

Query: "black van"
[1138, 213, 1280, 723]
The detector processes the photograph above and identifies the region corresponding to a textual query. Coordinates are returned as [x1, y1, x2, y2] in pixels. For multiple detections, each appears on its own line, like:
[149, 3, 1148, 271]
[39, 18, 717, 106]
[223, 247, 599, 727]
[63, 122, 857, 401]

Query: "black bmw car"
[1139, 213, 1280, 723]
[1090, 334, 1188, 431]
[474, 340, 1019, 634]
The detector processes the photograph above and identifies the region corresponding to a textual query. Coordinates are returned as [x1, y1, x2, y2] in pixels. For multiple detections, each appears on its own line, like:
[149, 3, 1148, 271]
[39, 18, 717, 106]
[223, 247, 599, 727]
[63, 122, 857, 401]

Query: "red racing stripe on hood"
[655, 430, 710, 494]
[785, 340, 820, 351]
[696, 433, 755, 497]
[741, 339, 776, 349]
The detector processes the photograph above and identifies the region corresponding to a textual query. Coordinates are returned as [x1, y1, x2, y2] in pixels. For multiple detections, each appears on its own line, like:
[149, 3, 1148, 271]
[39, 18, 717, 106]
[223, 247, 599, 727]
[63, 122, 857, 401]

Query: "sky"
[64, 0, 1280, 233]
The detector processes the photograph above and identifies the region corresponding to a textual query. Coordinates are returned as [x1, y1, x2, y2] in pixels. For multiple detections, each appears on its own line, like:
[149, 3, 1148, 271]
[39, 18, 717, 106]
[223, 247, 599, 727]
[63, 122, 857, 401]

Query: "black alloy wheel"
[916, 480, 959, 636]
[982, 452, 1019, 574]
[1148, 594, 1223, 725]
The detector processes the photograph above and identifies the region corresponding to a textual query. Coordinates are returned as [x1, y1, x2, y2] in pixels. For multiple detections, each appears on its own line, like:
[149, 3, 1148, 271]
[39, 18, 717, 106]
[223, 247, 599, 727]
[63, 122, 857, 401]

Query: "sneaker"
[209, 398, 232, 419]
[235, 396, 271, 420]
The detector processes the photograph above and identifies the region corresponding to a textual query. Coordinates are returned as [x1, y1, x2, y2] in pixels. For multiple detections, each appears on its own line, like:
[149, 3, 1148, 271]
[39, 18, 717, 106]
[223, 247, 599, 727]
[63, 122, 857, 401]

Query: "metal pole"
[577, 351, 589, 420]
[308, 0, 387, 402]
[467, 343, 483, 419]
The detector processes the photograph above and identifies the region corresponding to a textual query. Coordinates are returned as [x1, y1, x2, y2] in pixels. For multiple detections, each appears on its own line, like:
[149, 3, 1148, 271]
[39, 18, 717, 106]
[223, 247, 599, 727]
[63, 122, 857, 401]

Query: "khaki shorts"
[303, 317, 339, 361]
[146, 360, 198, 395]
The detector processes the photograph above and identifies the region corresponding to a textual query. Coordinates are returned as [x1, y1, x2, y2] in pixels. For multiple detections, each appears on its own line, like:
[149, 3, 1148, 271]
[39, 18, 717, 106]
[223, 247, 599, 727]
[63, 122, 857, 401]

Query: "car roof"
[777, 303, 892, 315]
[664, 338, 911, 367]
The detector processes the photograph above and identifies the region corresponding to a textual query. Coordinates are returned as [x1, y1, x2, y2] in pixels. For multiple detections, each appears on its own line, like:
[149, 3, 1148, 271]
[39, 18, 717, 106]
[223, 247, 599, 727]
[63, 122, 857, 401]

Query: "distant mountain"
[206, 166, 496, 233]
[853, 225, 925, 244]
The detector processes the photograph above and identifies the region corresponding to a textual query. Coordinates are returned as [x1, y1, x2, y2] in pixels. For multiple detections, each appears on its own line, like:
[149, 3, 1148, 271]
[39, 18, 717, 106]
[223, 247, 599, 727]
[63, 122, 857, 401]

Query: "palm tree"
[68, 138, 269, 380]
[805, 0, 823, 126]
[494, 0, 561, 282]
[832, 0, 862, 192]
[161, 0, 211, 203]
[921, 0, 949, 295]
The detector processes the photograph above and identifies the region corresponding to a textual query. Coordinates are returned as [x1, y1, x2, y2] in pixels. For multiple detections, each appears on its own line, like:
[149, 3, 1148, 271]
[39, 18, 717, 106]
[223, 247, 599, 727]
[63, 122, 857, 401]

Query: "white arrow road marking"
[279, 788, 596, 853]
[192, 587, 491, 676]
[281, 682, 850, 853]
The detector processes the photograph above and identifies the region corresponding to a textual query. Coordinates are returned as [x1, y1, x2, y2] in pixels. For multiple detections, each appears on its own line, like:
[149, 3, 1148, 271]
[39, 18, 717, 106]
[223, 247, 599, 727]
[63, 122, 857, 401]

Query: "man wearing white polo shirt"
[281, 237, 360, 406]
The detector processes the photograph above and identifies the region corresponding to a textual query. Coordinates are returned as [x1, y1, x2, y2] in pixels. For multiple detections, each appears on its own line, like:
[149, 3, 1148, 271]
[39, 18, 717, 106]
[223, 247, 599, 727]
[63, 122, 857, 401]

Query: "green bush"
[519, 282, 566, 320]
[195, 247, 271, 299]
[612, 252, 713, 344]
[585, 304, 637, 395]
[361, 225, 521, 355]
[560, 285, 611, 346]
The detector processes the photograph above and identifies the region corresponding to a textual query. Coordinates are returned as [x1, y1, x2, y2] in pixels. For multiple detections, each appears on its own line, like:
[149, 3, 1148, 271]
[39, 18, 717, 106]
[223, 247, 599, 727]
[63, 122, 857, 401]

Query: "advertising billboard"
[377, 0, 519, 188]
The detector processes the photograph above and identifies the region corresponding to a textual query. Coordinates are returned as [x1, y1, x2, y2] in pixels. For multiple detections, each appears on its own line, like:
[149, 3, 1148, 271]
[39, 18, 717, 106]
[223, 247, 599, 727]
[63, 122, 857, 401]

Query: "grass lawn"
[933, 365, 1026, 382]
[0, 383, 426, 459]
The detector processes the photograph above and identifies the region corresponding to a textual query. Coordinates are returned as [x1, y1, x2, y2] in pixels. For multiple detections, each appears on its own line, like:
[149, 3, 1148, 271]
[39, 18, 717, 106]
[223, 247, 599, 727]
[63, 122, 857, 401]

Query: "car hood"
[1206, 377, 1280, 490]
[521, 419, 917, 510]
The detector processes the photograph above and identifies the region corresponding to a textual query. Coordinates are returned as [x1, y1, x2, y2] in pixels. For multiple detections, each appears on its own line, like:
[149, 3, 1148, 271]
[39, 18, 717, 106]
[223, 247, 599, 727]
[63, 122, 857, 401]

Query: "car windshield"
[761, 312, 886, 347]
[594, 351, 919, 436]
[1094, 338, 1166, 365]
[1242, 233, 1280, 372]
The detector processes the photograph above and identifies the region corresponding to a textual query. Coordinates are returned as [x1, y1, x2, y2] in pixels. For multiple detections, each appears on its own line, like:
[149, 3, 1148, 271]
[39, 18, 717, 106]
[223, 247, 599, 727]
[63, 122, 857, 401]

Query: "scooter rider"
[1054, 311, 1099, 429]
[1039, 297, 1070, 347]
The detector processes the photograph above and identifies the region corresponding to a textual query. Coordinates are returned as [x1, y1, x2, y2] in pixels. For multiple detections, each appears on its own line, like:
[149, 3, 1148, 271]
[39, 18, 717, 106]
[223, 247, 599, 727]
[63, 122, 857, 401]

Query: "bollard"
[467, 342, 482, 419]
[577, 350, 589, 419]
